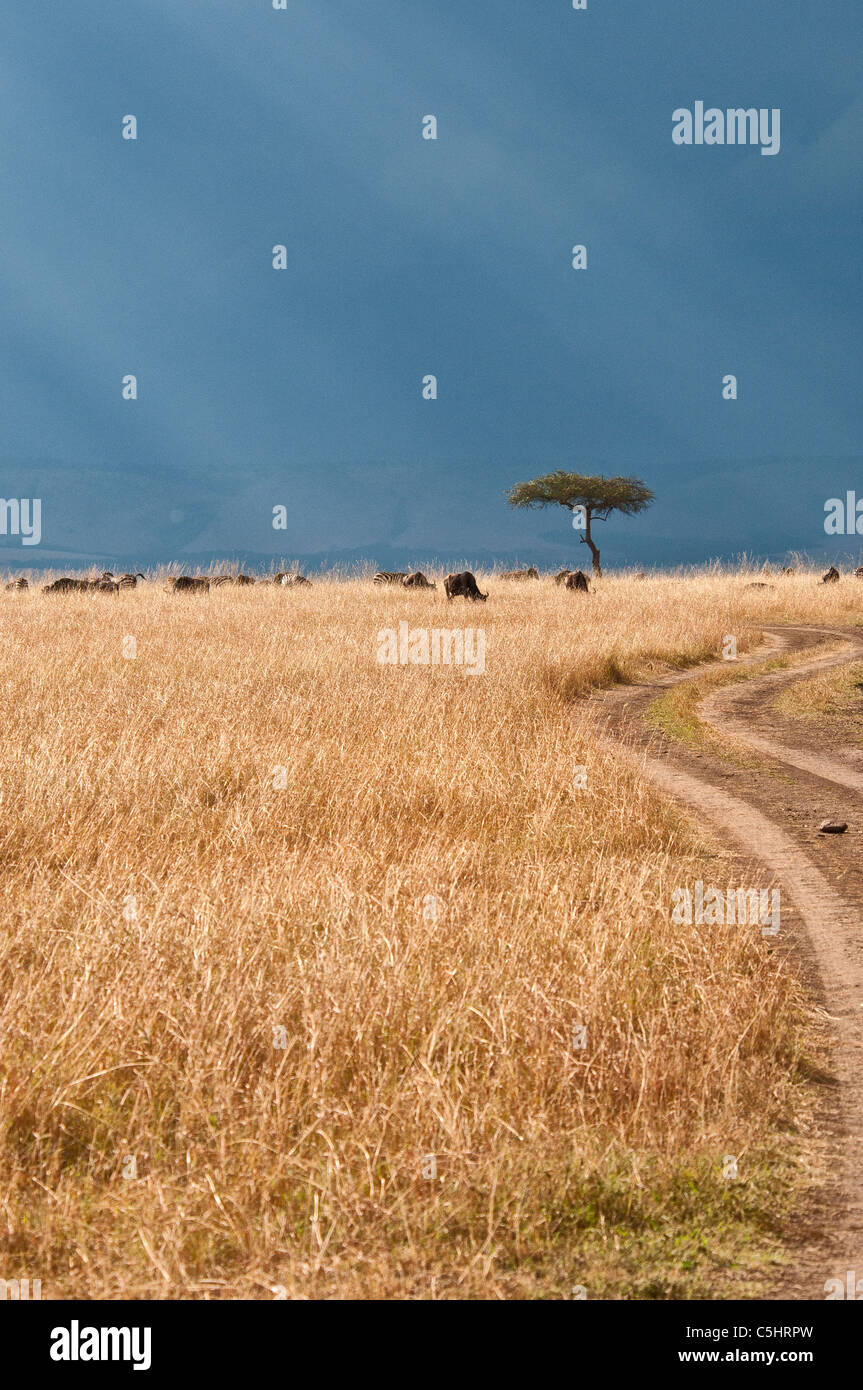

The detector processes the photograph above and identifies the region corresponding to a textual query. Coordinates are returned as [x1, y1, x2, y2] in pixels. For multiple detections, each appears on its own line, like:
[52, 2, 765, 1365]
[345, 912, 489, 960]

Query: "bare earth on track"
[598, 625, 863, 1299]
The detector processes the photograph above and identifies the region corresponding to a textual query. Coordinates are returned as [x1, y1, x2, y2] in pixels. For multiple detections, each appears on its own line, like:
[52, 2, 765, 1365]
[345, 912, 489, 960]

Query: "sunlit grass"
[0, 568, 854, 1298]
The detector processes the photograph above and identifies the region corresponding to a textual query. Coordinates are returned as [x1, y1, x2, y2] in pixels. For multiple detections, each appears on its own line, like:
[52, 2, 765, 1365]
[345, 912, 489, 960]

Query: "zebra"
[4, 576, 28, 592]
[373, 572, 408, 585]
[118, 572, 145, 588]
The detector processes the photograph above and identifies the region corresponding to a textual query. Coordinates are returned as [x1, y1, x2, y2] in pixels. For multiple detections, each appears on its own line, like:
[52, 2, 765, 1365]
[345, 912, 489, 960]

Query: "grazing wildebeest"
[444, 571, 487, 602]
[373, 572, 408, 585]
[403, 572, 435, 589]
[564, 570, 590, 593]
[822, 566, 840, 584]
[118, 572, 145, 588]
[501, 567, 539, 581]
[235, 574, 255, 585]
[553, 569, 574, 585]
[43, 577, 90, 593]
[4, 576, 28, 591]
[279, 573, 312, 587]
[169, 576, 210, 594]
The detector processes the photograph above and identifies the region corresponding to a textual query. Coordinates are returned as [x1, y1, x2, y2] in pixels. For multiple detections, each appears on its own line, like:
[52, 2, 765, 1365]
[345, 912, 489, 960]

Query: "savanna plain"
[1, 569, 860, 1299]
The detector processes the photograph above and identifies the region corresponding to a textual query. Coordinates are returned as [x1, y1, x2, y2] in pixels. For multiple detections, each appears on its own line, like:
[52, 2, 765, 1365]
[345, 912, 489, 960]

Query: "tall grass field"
[1, 569, 859, 1298]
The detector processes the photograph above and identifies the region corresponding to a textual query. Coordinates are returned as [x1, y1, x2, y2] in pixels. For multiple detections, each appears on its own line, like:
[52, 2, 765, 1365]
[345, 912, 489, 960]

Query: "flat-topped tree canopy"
[506, 471, 654, 576]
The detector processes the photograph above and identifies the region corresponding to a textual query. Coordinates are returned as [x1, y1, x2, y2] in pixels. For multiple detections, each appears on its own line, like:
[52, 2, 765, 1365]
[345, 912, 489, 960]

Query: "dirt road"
[600, 625, 863, 1299]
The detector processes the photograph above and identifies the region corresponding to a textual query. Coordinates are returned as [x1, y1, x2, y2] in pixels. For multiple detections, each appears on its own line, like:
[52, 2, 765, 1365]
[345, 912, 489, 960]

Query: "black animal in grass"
[43, 577, 92, 593]
[822, 566, 840, 584]
[564, 570, 590, 593]
[83, 572, 120, 592]
[444, 571, 487, 602]
[169, 576, 210, 594]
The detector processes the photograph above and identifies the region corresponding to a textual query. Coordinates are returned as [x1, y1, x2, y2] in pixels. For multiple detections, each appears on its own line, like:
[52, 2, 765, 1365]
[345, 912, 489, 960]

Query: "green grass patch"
[647, 644, 843, 759]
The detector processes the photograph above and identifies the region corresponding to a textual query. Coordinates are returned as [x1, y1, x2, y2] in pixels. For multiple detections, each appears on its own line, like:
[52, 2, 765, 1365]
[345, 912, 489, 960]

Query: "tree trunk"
[582, 511, 602, 576]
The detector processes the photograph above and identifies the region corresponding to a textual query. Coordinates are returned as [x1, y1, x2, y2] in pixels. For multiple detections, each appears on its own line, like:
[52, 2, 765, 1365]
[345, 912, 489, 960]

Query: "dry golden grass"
[0, 569, 859, 1299]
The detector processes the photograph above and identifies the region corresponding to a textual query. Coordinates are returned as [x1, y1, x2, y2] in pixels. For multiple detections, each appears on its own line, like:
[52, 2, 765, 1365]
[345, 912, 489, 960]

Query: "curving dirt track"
[598, 625, 863, 1300]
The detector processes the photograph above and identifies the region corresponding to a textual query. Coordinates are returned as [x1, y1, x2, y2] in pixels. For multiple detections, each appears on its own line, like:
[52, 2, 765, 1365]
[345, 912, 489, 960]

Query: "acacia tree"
[506, 471, 654, 577]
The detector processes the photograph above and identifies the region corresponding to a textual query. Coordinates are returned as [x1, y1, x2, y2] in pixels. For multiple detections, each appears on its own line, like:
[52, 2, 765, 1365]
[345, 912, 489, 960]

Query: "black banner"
[6, 1299, 856, 1377]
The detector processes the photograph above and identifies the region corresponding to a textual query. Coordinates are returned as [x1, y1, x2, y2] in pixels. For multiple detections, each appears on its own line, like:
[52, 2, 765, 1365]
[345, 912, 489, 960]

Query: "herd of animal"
[2, 570, 311, 594]
[167, 572, 312, 593]
[371, 567, 591, 597]
[1, 567, 586, 600]
[3, 564, 861, 597]
[9, 571, 146, 594]
[821, 566, 863, 583]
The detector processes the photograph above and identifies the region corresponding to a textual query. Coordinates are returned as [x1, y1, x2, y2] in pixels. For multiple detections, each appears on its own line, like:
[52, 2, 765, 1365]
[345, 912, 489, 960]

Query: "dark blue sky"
[1, 1, 861, 569]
